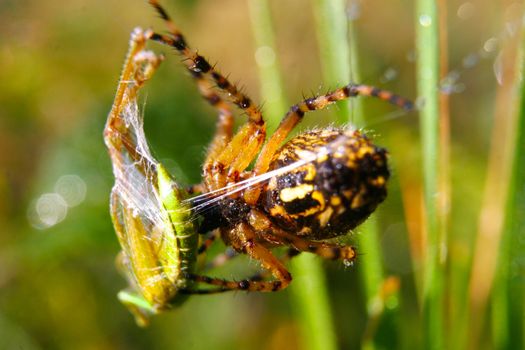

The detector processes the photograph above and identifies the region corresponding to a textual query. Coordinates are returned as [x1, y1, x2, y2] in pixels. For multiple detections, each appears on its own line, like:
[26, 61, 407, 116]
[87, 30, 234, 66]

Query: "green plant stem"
[289, 254, 338, 350]
[247, 2, 337, 350]
[348, 15, 364, 123]
[415, 1, 444, 349]
[436, 0, 452, 347]
[312, 0, 351, 123]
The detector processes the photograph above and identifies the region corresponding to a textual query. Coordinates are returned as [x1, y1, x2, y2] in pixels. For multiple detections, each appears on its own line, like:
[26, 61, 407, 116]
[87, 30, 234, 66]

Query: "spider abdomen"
[262, 128, 389, 240]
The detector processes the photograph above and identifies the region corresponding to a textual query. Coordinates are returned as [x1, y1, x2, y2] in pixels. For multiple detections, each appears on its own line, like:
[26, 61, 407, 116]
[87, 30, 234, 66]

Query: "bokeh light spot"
[54, 174, 87, 208]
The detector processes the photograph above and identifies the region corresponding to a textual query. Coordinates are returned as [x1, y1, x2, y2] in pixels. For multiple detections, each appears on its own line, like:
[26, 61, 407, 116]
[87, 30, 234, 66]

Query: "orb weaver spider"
[144, 0, 413, 292]
[105, 0, 414, 323]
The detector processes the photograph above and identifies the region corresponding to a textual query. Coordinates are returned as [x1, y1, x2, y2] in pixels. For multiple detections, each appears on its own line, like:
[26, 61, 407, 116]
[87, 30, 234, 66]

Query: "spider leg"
[204, 247, 299, 277]
[147, 1, 263, 124]
[146, 1, 267, 188]
[148, 2, 243, 169]
[242, 248, 301, 281]
[197, 229, 220, 255]
[244, 84, 415, 205]
[180, 223, 293, 294]
[150, 32, 235, 167]
[208, 120, 265, 189]
[268, 229, 357, 263]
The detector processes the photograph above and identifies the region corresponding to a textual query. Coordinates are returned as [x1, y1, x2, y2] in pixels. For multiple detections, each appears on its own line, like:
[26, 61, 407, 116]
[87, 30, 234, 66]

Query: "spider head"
[262, 128, 389, 240]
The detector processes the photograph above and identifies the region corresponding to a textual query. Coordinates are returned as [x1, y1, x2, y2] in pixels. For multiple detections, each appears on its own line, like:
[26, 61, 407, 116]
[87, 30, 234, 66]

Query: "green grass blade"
[247, 0, 287, 134]
[247, 2, 337, 349]
[415, 1, 444, 349]
[490, 23, 525, 350]
[289, 255, 338, 350]
[347, 13, 364, 124]
[312, 0, 351, 123]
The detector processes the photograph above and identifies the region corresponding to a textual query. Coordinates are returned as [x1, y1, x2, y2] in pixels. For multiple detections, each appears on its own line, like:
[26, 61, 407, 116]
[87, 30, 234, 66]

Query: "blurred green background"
[1, 0, 523, 349]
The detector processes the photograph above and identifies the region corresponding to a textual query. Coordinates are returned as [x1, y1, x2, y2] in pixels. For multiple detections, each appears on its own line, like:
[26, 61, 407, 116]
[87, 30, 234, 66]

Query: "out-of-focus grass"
[469, 9, 524, 350]
[1, 1, 523, 349]
[415, 0, 445, 349]
[491, 32, 525, 349]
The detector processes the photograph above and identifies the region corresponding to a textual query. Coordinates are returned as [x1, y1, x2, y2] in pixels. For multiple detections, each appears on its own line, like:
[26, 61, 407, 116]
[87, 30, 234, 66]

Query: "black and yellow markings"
[262, 127, 389, 238]
[279, 184, 314, 202]
[316, 206, 334, 228]
[369, 175, 386, 187]
[281, 189, 325, 217]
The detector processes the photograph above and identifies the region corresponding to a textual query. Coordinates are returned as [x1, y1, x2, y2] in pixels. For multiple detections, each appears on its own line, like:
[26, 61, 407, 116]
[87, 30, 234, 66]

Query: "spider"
[140, 0, 414, 294]
[106, 0, 414, 315]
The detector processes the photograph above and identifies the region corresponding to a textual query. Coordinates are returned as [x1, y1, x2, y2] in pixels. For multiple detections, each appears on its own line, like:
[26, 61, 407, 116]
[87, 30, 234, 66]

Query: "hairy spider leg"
[244, 84, 415, 205]
[197, 230, 220, 254]
[186, 247, 303, 295]
[148, 1, 262, 123]
[146, 1, 266, 189]
[147, 28, 266, 189]
[267, 229, 356, 262]
[184, 222, 295, 293]
[204, 247, 300, 275]
[183, 223, 292, 293]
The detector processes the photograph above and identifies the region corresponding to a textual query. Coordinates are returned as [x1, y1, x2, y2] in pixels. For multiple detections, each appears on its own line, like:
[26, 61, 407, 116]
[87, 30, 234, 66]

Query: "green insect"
[104, 28, 200, 326]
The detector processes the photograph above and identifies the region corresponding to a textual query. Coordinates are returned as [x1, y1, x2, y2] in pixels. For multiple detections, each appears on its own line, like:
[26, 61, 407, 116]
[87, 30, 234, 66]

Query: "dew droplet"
[483, 37, 499, 53]
[347, 0, 362, 21]
[343, 259, 354, 268]
[505, 20, 519, 37]
[457, 2, 475, 20]
[440, 73, 459, 94]
[380, 67, 398, 83]
[419, 14, 432, 27]
[493, 52, 504, 85]
[462, 53, 479, 69]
